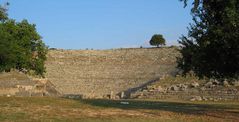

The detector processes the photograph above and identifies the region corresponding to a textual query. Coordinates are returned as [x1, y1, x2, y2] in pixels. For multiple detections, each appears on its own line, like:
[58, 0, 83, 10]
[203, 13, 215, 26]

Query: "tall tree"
[178, 0, 239, 79]
[0, 3, 48, 76]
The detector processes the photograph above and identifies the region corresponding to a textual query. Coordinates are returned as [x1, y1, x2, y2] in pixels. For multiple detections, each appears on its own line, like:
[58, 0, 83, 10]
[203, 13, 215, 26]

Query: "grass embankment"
[0, 97, 238, 122]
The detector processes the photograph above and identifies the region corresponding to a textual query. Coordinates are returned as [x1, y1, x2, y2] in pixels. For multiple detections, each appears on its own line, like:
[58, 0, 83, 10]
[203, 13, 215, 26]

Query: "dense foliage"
[0, 2, 8, 21]
[0, 4, 47, 76]
[149, 34, 166, 47]
[178, 0, 239, 79]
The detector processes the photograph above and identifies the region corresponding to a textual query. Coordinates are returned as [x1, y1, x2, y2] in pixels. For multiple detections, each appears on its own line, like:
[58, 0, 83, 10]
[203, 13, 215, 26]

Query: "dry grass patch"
[0, 97, 238, 122]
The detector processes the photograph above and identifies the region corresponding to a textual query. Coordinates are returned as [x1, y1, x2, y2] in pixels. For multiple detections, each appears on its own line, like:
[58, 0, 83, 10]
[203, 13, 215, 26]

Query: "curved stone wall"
[45, 47, 179, 98]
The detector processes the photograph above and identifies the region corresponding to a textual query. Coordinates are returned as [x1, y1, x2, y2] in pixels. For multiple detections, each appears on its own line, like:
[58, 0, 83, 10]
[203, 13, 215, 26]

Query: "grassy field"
[0, 97, 238, 122]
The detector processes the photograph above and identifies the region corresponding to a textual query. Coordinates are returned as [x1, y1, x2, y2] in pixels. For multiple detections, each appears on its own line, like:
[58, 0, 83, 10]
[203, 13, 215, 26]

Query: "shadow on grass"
[80, 99, 239, 117]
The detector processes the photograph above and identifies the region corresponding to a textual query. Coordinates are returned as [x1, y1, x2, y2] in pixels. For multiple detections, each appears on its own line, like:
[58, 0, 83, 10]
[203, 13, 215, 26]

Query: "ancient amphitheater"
[45, 47, 179, 98]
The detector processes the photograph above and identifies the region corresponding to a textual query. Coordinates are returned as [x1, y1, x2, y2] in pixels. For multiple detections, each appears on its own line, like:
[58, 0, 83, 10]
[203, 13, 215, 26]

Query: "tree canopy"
[178, 0, 239, 79]
[149, 34, 166, 47]
[0, 3, 48, 76]
[0, 2, 8, 21]
[180, 0, 200, 10]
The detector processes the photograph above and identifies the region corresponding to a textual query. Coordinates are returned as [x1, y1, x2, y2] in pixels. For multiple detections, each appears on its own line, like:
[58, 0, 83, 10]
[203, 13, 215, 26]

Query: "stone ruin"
[45, 47, 179, 99]
[0, 71, 60, 97]
[131, 79, 239, 101]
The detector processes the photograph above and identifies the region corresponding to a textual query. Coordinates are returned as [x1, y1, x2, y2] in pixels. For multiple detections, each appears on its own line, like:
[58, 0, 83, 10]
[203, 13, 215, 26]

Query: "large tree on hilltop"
[149, 34, 166, 47]
[178, 0, 239, 79]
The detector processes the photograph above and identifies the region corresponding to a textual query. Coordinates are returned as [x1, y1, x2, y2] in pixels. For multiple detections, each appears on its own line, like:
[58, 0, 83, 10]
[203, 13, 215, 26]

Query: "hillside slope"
[45, 47, 180, 98]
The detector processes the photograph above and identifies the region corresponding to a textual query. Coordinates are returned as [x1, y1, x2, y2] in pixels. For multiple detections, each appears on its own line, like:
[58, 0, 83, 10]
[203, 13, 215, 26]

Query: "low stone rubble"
[131, 80, 239, 101]
[191, 82, 200, 88]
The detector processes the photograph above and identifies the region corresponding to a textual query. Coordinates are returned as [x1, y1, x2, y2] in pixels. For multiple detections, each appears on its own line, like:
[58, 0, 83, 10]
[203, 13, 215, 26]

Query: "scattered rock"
[115, 95, 120, 100]
[190, 98, 196, 101]
[142, 89, 148, 92]
[190, 96, 202, 101]
[149, 89, 155, 92]
[136, 93, 144, 99]
[195, 96, 202, 101]
[170, 85, 180, 91]
[223, 80, 230, 87]
[191, 82, 200, 88]
[232, 81, 239, 87]
[205, 81, 213, 88]
[103, 94, 110, 99]
[212, 79, 220, 85]
[213, 98, 219, 102]
[209, 98, 214, 101]
[157, 86, 165, 92]
[200, 87, 206, 91]
[228, 88, 238, 94]
[179, 84, 188, 91]
[202, 96, 208, 101]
